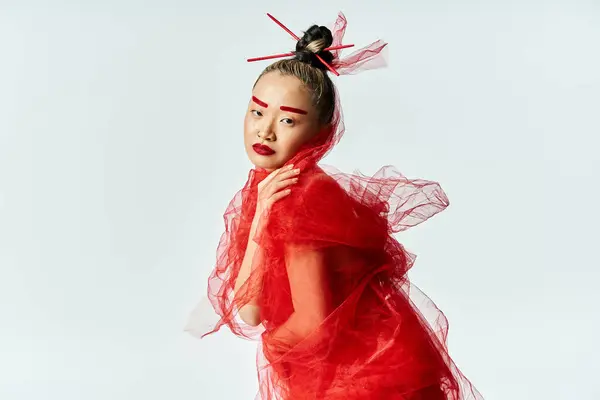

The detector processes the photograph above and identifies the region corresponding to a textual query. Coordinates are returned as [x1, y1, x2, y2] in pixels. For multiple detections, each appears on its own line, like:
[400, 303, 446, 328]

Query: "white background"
[1, 1, 599, 399]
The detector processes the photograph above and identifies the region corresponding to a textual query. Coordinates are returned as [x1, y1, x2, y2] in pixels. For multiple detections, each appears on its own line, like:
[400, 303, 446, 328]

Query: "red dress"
[187, 12, 484, 400]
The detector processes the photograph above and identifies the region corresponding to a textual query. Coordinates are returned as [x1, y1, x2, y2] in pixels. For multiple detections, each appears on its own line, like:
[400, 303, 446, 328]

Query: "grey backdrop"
[1, 1, 599, 399]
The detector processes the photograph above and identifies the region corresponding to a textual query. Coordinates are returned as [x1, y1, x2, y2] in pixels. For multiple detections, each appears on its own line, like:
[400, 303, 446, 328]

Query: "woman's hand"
[235, 165, 300, 327]
[254, 164, 300, 221]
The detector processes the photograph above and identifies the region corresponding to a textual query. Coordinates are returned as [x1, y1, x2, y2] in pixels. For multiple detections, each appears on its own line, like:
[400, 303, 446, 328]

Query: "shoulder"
[288, 167, 354, 224]
[298, 167, 345, 200]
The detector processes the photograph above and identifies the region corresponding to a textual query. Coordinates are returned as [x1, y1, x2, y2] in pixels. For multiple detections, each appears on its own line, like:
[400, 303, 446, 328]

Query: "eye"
[280, 118, 294, 125]
[251, 110, 262, 117]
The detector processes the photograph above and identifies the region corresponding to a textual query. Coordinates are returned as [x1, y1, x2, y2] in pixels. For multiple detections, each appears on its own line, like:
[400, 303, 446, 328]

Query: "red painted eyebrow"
[252, 96, 268, 108]
[280, 105, 308, 115]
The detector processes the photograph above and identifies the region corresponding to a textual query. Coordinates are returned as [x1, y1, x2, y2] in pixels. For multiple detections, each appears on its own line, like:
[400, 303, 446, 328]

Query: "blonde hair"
[253, 25, 337, 125]
[254, 59, 336, 126]
[305, 38, 328, 54]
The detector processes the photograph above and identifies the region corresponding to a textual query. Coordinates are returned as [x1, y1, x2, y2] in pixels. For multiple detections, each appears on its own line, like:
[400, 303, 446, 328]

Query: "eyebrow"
[252, 96, 268, 108]
[280, 105, 308, 115]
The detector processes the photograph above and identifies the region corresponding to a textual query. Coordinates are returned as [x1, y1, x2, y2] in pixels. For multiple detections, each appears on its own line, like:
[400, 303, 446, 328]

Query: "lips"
[252, 143, 276, 156]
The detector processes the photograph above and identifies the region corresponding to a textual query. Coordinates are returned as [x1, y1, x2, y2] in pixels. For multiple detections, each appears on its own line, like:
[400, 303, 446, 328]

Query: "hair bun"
[294, 25, 334, 71]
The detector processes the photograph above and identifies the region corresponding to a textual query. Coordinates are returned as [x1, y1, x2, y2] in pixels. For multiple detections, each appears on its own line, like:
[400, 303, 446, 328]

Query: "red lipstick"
[252, 143, 275, 156]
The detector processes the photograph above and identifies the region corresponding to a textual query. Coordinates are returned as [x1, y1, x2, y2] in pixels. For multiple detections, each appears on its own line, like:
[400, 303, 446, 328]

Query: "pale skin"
[234, 72, 329, 339]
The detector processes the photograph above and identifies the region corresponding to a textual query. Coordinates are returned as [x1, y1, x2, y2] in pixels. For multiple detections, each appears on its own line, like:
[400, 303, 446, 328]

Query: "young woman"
[187, 12, 483, 400]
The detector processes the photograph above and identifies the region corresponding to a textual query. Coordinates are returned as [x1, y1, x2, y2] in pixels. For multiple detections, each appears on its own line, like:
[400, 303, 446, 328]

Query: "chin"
[247, 152, 284, 171]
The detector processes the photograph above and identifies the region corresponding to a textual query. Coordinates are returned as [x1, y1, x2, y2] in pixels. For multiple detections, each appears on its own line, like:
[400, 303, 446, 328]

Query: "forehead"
[252, 72, 313, 108]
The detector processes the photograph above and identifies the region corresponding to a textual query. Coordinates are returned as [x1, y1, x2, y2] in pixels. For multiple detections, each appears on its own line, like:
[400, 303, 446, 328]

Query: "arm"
[234, 218, 263, 326]
[233, 164, 301, 326]
[267, 245, 330, 346]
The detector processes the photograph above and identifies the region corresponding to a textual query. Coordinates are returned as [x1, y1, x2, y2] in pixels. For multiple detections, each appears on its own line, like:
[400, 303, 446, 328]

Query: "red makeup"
[280, 105, 308, 115]
[252, 143, 276, 156]
[252, 95, 308, 116]
[252, 96, 268, 108]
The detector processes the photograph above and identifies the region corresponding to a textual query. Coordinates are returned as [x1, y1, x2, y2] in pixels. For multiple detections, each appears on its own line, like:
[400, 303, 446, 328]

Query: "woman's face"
[244, 72, 321, 171]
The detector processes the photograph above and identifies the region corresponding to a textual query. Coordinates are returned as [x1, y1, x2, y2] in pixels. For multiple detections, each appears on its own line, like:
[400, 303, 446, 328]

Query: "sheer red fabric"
[186, 12, 483, 400]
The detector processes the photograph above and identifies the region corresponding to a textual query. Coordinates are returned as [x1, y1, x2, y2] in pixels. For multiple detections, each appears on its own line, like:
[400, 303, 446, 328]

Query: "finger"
[275, 168, 301, 181]
[273, 177, 298, 192]
[259, 170, 279, 188]
[264, 177, 298, 198]
[262, 169, 299, 194]
[268, 189, 292, 206]
[260, 166, 295, 194]
[259, 165, 294, 188]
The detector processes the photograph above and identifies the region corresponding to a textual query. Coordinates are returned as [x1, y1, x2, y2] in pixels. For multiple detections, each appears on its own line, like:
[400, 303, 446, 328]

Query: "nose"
[257, 118, 276, 142]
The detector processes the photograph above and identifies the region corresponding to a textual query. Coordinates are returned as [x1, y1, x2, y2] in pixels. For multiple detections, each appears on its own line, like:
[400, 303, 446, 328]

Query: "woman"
[187, 12, 483, 400]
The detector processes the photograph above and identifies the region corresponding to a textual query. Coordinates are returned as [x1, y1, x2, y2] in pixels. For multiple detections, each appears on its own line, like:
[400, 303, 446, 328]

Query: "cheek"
[279, 129, 312, 154]
[243, 116, 254, 139]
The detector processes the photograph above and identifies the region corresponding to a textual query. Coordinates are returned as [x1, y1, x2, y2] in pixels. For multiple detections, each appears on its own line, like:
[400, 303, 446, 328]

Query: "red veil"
[186, 12, 483, 400]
